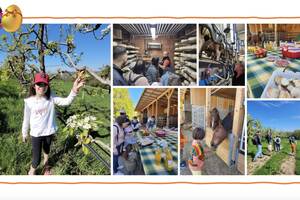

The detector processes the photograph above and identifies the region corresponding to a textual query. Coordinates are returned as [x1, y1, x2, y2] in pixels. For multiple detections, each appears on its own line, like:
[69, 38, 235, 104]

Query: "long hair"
[151, 57, 159, 67]
[28, 84, 51, 100]
[115, 115, 128, 126]
[132, 59, 146, 75]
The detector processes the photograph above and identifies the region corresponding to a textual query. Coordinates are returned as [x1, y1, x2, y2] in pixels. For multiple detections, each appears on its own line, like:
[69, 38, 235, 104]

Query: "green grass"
[248, 138, 298, 175]
[296, 143, 300, 175]
[0, 78, 110, 175]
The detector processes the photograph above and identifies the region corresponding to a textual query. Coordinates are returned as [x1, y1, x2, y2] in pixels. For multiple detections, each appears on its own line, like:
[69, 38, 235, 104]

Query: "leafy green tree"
[113, 89, 135, 119]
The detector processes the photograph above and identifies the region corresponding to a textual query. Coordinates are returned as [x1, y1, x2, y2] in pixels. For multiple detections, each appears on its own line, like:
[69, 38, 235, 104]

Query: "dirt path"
[280, 155, 296, 175]
[248, 154, 271, 175]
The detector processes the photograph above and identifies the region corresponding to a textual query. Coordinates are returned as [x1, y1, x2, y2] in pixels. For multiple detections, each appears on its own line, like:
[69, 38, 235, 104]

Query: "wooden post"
[231, 88, 245, 170]
[260, 24, 263, 32]
[166, 89, 174, 128]
[152, 103, 155, 116]
[147, 107, 150, 118]
[274, 24, 278, 46]
[205, 88, 211, 147]
[155, 100, 158, 121]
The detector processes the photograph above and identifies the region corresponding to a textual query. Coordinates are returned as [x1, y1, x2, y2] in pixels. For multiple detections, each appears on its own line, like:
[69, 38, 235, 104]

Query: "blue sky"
[128, 88, 144, 107]
[248, 101, 300, 132]
[0, 24, 111, 72]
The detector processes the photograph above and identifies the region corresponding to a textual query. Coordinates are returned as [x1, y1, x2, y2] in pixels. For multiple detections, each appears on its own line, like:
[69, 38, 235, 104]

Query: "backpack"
[252, 136, 257, 145]
[128, 71, 144, 86]
[192, 143, 205, 161]
[113, 124, 121, 143]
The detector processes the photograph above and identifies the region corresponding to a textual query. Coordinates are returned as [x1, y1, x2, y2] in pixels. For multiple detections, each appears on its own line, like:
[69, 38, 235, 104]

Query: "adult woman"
[113, 115, 130, 174]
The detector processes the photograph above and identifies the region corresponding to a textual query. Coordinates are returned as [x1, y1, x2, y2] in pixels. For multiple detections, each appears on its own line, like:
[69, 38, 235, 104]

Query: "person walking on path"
[253, 131, 263, 162]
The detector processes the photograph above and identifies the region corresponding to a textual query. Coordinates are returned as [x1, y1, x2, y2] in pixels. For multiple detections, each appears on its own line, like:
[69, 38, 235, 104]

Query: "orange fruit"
[2, 5, 22, 32]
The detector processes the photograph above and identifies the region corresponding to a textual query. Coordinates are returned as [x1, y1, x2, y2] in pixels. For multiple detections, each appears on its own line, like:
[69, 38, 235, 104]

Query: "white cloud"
[291, 115, 300, 119]
[257, 101, 293, 108]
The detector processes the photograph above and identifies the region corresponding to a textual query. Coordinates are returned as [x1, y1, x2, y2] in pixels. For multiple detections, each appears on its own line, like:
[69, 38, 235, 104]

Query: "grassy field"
[0, 78, 110, 175]
[248, 137, 299, 175]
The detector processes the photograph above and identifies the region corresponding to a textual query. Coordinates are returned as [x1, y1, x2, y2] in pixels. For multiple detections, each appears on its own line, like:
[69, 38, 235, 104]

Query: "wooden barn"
[181, 88, 245, 174]
[135, 88, 178, 128]
[248, 24, 300, 45]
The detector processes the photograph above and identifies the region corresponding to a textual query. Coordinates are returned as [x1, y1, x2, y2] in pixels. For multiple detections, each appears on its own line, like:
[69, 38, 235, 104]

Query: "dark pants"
[113, 143, 123, 174]
[31, 135, 53, 168]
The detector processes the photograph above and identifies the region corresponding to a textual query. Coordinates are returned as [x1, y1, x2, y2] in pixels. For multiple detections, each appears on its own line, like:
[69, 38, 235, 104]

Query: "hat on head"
[119, 109, 126, 114]
[34, 72, 49, 85]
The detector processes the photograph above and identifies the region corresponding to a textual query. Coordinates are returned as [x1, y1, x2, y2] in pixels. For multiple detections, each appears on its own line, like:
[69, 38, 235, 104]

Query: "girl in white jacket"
[22, 72, 84, 175]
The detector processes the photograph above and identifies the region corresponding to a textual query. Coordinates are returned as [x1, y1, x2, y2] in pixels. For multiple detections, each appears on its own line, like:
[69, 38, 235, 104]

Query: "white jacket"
[22, 91, 77, 138]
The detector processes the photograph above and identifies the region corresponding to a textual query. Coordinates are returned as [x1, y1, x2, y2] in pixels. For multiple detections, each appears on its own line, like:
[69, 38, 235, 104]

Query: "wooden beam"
[140, 88, 173, 111]
[260, 24, 263, 32]
[167, 94, 171, 128]
[147, 107, 150, 118]
[155, 100, 158, 120]
[205, 88, 215, 148]
[152, 103, 155, 116]
[274, 24, 278, 45]
[166, 89, 174, 128]
[231, 88, 245, 162]
[205, 88, 211, 129]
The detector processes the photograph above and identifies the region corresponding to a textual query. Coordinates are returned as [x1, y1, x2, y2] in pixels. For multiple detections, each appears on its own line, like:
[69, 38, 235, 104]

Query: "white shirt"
[22, 91, 77, 138]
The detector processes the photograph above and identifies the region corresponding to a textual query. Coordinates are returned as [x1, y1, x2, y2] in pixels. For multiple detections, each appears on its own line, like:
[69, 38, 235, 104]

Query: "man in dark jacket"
[253, 131, 263, 162]
[113, 46, 128, 86]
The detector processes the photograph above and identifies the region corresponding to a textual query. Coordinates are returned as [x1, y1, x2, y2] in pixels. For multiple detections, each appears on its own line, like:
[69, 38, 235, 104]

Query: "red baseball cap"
[34, 72, 49, 85]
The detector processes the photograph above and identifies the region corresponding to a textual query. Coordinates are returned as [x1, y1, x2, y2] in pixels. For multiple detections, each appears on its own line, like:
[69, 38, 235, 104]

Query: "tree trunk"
[37, 24, 45, 72]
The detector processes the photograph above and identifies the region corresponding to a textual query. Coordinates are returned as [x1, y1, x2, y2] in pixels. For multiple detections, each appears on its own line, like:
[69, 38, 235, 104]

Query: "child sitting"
[188, 127, 205, 175]
[118, 143, 138, 175]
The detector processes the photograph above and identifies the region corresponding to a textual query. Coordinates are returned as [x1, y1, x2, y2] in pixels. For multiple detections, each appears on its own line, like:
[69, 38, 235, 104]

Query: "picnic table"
[136, 130, 178, 175]
[247, 50, 300, 98]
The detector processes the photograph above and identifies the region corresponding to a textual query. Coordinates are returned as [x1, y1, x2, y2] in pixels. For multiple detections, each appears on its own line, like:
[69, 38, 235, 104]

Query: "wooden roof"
[211, 88, 236, 100]
[120, 24, 187, 36]
[135, 88, 178, 111]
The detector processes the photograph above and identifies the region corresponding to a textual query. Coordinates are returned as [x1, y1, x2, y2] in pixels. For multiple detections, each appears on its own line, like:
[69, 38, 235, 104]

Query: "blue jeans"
[113, 143, 123, 174]
[254, 145, 263, 161]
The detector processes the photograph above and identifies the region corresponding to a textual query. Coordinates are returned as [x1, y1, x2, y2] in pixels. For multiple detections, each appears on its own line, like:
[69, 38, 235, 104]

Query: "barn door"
[192, 105, 205, 130]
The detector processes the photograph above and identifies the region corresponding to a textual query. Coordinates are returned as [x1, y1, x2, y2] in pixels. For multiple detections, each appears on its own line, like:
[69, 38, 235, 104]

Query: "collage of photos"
[0, 22, 299, 176]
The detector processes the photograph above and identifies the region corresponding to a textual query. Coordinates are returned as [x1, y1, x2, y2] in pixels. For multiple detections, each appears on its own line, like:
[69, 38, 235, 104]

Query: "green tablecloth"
[137, 131, 178, 175]
[247, 50, 300, 98]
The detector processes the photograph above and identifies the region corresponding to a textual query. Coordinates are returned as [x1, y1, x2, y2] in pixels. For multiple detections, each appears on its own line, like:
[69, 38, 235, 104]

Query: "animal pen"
[181, 88, 245, 174]
[135, 88, 178, 128]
